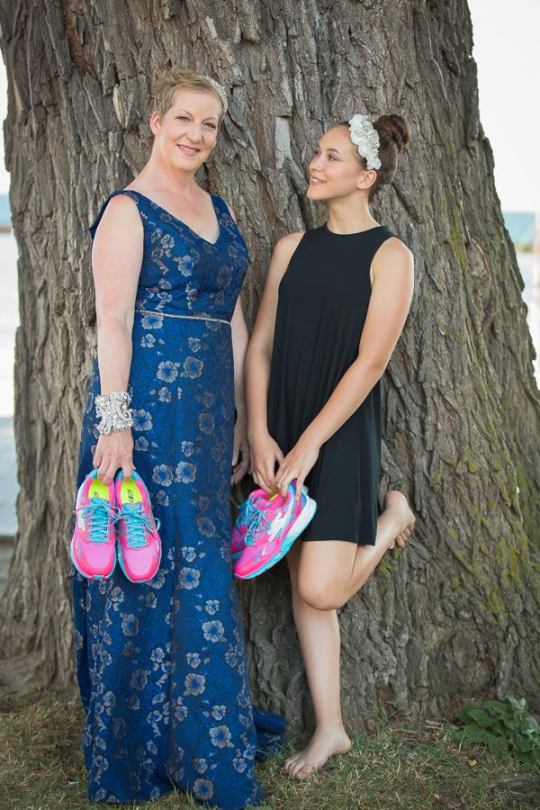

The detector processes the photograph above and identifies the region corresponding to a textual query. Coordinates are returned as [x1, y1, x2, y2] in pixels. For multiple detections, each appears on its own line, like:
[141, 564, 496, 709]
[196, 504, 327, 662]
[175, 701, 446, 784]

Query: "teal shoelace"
[119, 504, 161, 549]
[242, 502, 276, 546]
[77, 497, 119, 543]
[237, 498, 261, 529]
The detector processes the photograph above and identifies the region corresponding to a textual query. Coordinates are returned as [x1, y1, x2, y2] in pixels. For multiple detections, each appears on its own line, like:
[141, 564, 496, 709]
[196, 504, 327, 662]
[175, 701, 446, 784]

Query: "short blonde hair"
[151, 67, 226, 122]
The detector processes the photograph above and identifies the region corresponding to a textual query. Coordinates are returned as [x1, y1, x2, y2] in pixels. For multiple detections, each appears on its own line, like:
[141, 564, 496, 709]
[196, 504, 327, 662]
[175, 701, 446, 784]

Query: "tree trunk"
[1, 0, 539, 726]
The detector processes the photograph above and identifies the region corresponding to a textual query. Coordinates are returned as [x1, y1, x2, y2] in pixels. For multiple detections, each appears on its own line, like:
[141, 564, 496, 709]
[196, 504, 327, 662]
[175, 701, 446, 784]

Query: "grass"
[0, 692, 539, 809]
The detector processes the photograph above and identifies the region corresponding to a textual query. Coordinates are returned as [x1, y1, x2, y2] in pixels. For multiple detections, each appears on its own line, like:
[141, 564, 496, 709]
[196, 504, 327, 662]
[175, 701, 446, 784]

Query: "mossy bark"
[0, 0, 538, 724]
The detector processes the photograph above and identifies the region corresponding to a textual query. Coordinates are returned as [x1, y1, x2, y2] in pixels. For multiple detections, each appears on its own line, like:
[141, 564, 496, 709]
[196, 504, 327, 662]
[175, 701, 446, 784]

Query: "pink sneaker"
[115, 471, 162, 583]
[233, 484, 317, 580]
[70, 470, 118, 580]
[231, 488, 278, 560]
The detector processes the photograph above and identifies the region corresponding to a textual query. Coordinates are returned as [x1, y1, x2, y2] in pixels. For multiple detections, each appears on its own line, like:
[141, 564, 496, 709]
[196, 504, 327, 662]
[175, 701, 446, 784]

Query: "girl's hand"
[93, 429, 135, 485]
[232, 417, 250, 485]
[275, 438, 320, 500]
[249, 431, 284, 494]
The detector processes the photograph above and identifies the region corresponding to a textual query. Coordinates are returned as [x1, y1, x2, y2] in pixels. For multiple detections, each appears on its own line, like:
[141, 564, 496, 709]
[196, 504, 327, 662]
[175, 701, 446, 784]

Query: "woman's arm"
[226, 201, 250, 425]
[275, 237, 415, 498]
[231, 297, 249, 421]
[245, 232, 303, 491]
[91, 194, 144, 484]
[230, 296, 250, 483]
[225, 201, 251, 483]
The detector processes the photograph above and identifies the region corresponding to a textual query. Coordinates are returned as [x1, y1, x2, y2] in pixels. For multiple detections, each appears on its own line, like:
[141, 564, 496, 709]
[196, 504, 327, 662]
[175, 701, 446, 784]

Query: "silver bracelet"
[95, 391, 134, 435]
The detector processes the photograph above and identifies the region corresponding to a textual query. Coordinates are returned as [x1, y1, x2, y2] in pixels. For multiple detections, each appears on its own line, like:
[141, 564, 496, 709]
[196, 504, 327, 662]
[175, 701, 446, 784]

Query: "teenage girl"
[245, 113, 416, 779]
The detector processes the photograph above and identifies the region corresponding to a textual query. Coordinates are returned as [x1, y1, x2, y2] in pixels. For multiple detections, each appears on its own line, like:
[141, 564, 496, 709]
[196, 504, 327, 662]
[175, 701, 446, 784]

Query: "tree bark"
[1, 0, 539, 726]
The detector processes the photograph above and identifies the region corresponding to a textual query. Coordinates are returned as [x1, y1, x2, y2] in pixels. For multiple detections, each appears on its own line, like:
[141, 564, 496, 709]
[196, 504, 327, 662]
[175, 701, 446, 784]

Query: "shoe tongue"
[123, 502, 142, 513]
[90, 496, 108, 505]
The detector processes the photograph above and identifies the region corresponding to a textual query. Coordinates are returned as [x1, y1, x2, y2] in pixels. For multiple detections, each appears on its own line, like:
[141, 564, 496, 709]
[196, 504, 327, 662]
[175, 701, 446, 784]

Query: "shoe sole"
[235, 498, 317, 580]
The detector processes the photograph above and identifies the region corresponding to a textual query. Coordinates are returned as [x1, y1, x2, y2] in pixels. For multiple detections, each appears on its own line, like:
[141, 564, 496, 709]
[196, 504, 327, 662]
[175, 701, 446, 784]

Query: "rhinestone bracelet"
[95, 391, 134, 435]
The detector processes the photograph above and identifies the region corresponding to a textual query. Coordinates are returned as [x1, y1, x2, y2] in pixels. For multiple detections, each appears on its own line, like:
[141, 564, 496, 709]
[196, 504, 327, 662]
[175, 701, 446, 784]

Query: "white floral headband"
[205, 76, 228, 115]
[348, 114, 381, 170]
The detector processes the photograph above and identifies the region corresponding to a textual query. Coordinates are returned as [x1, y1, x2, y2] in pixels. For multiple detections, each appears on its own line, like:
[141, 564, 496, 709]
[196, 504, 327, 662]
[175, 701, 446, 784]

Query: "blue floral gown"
[72, 190, 284, 808]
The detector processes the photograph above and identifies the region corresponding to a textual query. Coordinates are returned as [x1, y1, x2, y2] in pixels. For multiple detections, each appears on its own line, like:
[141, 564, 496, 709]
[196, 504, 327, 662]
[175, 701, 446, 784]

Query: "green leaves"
[450, 695, 540, 768]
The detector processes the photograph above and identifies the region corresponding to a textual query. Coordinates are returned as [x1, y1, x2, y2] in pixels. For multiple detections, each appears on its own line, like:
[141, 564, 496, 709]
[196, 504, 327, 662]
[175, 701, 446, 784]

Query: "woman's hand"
[249, 431, 284, 494]
[275, 437, 320, 500]
[232, 416, 250, 485]
[93, 429, 135, 485]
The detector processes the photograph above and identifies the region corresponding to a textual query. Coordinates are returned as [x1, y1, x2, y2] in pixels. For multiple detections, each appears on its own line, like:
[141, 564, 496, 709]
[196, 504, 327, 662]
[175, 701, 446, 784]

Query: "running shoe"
[70, 469, 118, 580]
[233, 483, 317, 580]
[115, 471, 162, 583]
[231, 488, 279, 560]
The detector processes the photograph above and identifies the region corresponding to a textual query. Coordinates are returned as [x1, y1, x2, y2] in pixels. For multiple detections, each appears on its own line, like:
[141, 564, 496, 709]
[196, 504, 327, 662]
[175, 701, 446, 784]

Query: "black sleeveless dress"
[267, 223, 395, 545]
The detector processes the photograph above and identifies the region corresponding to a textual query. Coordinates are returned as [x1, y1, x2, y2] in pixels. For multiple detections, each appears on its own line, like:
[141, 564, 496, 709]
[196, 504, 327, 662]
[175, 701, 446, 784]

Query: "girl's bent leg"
[298, 490, 415, 610]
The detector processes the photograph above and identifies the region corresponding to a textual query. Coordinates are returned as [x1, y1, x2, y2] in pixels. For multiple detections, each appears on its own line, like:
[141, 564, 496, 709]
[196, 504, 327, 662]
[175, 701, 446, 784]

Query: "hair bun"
[375, 114, 410, 152]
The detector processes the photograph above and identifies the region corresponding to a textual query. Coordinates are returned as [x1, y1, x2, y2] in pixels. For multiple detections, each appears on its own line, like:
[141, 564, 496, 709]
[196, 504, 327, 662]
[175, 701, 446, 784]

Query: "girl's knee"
[297, 578, 346, 611]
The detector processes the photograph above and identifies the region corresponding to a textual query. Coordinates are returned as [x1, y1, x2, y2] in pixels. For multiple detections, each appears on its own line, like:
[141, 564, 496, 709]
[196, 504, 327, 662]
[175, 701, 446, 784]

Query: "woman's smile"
[176, 142, 201, 156]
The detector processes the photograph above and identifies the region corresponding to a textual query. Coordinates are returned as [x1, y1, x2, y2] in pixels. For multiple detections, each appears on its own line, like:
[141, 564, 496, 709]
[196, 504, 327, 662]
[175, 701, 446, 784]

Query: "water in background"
[519, 252, 540, 381]
[505, 212, 540, 382]
[0, 230, 18, 537]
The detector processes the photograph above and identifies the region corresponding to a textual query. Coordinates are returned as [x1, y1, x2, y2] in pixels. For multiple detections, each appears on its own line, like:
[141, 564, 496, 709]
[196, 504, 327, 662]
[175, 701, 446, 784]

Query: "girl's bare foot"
[383, 490, 415, 550]
[283, 725, 352, 780]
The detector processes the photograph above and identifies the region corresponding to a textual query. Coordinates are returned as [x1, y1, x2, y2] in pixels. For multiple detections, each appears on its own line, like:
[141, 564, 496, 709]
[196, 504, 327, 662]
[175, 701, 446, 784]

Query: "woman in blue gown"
[72, 67, 283, 808]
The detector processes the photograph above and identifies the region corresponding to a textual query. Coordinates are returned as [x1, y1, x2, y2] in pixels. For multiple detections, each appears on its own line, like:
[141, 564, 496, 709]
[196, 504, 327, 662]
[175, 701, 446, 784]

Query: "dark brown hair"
[340, 114, 410, 199]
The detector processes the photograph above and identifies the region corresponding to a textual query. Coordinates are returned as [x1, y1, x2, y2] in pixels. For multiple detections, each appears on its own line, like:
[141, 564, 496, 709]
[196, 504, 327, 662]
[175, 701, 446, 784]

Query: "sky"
[468, 0, 540, 212]
[0, 2, 539, 211]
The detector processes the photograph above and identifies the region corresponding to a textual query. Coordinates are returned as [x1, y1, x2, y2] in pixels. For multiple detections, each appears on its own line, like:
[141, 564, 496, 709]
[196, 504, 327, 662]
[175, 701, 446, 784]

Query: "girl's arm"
[245, 232, 304, 491]
[91, 194, 143, 484]
[275, 237, 415, 498]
